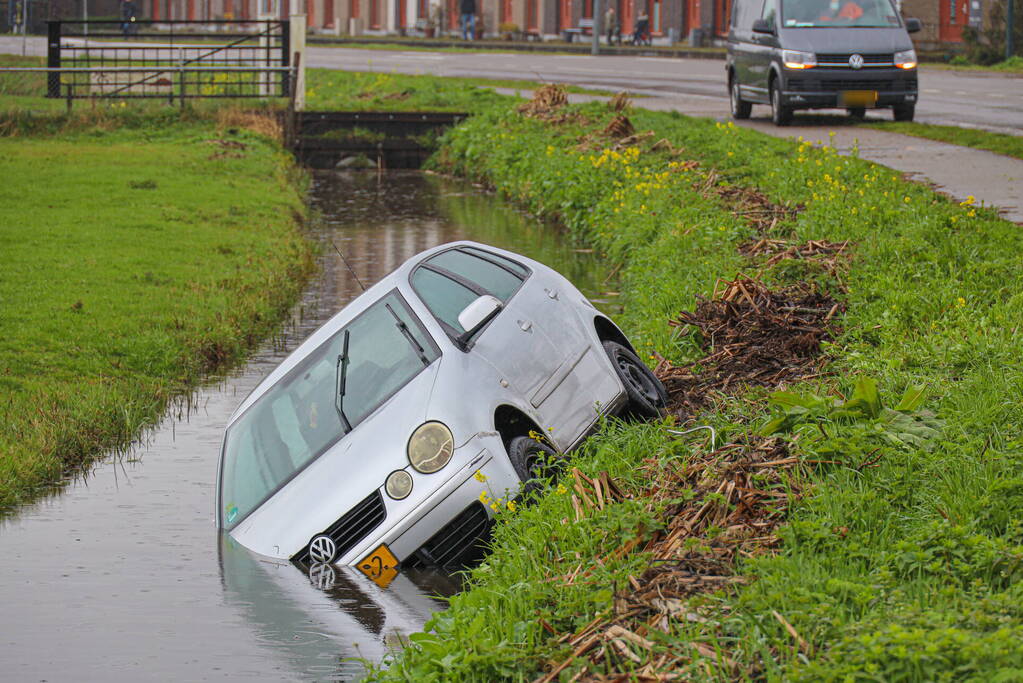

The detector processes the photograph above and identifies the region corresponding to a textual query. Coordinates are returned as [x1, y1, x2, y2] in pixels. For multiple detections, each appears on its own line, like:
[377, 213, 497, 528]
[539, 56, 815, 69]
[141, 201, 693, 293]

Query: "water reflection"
[0, 170, 612, 682]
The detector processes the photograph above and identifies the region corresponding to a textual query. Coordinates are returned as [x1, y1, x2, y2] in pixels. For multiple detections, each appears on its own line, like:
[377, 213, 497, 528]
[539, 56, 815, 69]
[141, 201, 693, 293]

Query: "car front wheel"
[508, 435, 562, 498]
[603, 341, 667, 418]
[730, 79, 752, 120]
[892, 103, 915, 122]
[770, 82, 793, 126]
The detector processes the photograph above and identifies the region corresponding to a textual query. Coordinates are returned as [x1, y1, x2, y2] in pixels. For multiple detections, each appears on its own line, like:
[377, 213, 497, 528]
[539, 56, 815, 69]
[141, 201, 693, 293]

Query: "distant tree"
[962, 0, 1022, 64]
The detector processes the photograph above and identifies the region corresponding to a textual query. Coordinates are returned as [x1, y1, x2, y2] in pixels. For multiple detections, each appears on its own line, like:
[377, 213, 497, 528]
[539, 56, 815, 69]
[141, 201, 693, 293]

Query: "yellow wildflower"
[473, 470, 488, 483]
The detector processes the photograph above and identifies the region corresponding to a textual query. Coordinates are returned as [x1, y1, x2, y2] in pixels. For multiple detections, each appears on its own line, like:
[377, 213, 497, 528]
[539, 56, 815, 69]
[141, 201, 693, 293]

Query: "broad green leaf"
[894, 384, 927, 412]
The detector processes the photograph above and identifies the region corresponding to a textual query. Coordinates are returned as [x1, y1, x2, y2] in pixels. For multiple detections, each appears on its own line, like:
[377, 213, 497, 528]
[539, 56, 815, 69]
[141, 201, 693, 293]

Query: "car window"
[410, 267, 479, 333]
[220, 291, 439, 530]
[732, 0, 764, 29]
[426, 249, 524, 301]
[781, 0, 899, 27]
[410, 247, 530, 336]
[761, 0, 777, 24]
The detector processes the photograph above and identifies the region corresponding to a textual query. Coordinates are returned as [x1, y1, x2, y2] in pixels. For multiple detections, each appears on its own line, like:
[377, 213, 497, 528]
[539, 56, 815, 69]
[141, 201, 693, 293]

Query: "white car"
[216, 241, 665, 585]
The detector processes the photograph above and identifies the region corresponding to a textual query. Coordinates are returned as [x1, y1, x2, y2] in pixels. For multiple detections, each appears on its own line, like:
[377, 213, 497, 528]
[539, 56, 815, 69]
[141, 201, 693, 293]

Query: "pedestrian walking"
[460, 0, 476, 40]
[604, 6, 621, 45]
[632, 11, 649, 45]
[121, 0, 139, 37]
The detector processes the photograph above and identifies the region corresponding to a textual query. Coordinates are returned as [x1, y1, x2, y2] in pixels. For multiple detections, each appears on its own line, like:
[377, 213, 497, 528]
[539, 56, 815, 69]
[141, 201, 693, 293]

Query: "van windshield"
[219, 291, 439, 530]
[781, 0, 901, 27]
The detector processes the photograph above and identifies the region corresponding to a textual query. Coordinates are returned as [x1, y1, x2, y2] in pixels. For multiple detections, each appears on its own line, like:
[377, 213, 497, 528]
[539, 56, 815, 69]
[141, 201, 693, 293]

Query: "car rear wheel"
[603, 341, 667, 418]
[770, 82, 793, 126]
[508, 435, 562, 498]
[892, 103, 915, 122]
[730, 79, 752, 120]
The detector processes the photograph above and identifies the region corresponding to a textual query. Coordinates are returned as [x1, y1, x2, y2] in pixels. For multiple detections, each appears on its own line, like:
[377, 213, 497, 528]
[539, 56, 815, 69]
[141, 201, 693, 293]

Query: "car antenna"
[330, 240, 366, 293]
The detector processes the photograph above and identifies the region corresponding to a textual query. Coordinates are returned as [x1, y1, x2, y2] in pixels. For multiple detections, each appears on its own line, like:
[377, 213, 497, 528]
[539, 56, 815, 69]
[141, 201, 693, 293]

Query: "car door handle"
[517, 319, 532, 332]
[544, 287, 559, 300]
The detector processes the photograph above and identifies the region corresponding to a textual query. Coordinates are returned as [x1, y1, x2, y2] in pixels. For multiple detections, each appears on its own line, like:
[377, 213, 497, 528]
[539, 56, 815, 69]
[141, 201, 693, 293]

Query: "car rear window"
[426, 249, 524, 301]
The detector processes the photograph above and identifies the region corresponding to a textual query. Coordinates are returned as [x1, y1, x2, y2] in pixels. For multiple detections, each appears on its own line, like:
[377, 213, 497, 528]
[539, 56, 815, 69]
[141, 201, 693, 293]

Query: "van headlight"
[407, 422, 454, 474]
[385, 470, 413, 500]
[782, 49, 816, 69]
[894, 49, 917, 69]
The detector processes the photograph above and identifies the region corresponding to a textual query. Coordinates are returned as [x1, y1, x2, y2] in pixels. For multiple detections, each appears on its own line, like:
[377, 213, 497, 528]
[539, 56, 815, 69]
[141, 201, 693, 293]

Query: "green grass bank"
[0, 111, 313, 509]
[364, 89, 1023, 680]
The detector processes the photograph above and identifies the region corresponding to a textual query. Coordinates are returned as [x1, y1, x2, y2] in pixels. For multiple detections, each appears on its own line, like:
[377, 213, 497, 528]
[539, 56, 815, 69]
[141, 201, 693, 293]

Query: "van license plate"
[839, 90, 878, 107]
[357, 543, 399, 588]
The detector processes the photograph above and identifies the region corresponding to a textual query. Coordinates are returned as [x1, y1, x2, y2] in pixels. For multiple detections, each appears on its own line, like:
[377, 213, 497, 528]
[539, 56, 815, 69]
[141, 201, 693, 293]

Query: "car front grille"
[787, 77, 915, 92]
[405, 502, 493, 569]
[817, 52, 894, 66]
[293, 490, 387, 565]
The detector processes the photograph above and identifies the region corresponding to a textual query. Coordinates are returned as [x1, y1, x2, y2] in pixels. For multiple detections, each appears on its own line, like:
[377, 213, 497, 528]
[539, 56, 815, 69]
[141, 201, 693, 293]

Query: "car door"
[409, 247, 607, 450]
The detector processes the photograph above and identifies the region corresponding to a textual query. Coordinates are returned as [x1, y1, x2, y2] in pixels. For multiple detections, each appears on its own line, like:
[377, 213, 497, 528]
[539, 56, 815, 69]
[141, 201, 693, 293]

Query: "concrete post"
[290, 13, 306, 110]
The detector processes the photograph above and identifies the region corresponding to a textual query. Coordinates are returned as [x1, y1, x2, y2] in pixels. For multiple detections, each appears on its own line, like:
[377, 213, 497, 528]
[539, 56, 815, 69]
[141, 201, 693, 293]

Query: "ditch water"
[0, 171, 612, 682]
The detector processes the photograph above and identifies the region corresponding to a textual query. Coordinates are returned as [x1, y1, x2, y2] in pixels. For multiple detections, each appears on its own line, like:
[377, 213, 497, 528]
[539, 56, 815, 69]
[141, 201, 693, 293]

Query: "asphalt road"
[307, 47, 1023, 135]
[2, 37, 1020, 220]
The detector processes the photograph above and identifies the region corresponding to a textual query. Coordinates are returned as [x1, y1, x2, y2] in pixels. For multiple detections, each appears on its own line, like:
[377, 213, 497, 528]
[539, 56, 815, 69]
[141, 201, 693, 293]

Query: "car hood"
[777, 27, 914, 53]
[229, 359, 443, 560]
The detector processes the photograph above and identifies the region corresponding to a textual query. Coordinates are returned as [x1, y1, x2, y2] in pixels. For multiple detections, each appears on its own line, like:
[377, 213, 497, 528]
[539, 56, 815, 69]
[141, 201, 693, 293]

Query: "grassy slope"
[366, 98, 1023, 680]
[0, 119, 312, 508]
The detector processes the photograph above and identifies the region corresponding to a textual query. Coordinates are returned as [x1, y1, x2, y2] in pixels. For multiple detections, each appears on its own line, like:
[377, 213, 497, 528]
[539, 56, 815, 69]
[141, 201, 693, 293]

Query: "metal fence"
[45, 19, 292, 101]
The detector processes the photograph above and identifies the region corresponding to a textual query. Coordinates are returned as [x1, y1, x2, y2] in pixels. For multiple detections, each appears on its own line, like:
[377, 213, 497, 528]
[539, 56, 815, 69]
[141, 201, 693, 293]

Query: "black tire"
[603, 340, 667, 418]
[770, 82, 793, 126]
[847, 107, 866, 120]
[892, 103, 915, 122]
[508, 435, 563, 498]
[730, 78, 752, 120]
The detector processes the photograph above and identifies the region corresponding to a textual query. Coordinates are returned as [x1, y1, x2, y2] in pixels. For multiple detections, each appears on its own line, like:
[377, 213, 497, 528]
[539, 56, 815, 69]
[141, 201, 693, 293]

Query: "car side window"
[411, 247, 530, 336]
[761, 0, 777, 24]
[733, 0, 765, 28]
[410, 267, 479, 333]
[425, 249, 524, 301]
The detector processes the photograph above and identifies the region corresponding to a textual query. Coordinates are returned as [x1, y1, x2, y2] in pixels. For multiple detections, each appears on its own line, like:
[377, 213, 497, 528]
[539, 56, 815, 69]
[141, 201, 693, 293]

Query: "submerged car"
[216, 241, 666, 584]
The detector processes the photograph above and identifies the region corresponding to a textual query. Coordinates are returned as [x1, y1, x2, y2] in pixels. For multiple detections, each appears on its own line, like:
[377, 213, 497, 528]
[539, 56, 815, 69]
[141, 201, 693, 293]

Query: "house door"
[398, 0, 407, 29]
[370, 0, 380, 28]
[622, 0, 633, 34]
[559, 0, 571, 30]
[939, 0, 969, 42]
[527, 0, 538, 30]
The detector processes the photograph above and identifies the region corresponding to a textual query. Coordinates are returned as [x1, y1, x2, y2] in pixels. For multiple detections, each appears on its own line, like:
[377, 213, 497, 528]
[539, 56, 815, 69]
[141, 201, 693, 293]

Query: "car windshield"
[781, 0, 901, 27]
[219, 291, 439, 529]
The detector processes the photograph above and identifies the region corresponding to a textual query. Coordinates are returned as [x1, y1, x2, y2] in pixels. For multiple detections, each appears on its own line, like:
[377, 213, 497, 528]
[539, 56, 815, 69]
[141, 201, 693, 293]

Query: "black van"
[726, 0, 921, 125]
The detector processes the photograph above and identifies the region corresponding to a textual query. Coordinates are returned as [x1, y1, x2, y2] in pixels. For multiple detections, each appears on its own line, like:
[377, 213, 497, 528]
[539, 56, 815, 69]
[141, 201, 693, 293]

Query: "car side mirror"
[455, 295, 503, 350]
[904, 17, 921, 33]
[752, 18, 775, 34]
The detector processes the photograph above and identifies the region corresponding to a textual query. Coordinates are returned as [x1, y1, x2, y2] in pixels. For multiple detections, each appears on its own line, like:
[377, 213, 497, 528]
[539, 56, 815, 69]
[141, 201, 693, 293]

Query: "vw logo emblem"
[848, 54, 864, 69]
[308, 562, 337, 590]
[308, 535, 338, 564]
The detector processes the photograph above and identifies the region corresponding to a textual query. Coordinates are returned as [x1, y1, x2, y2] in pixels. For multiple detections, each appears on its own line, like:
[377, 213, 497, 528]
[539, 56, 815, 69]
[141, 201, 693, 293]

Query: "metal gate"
[45, 20, 292, 101]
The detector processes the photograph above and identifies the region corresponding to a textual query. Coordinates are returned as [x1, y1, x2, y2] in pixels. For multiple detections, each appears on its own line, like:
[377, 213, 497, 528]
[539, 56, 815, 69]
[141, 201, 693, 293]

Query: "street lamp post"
[592, 0, 602, 55]
[1007, 0, 1016, 60]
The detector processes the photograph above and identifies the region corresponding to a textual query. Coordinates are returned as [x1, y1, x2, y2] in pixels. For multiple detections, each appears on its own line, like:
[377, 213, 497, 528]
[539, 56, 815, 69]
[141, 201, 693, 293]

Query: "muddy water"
[0, 171, 611, 682]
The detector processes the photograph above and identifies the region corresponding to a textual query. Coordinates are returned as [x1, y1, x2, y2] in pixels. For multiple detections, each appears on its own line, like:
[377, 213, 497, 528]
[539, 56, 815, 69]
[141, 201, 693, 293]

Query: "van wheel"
[603, 341, 667, 418]
[508, 435, 562, 498]
[730, 79, 752, 120]
[847, 107, 866, 120]
[892, 103, 915, 122]
[770, 83, 793, 126]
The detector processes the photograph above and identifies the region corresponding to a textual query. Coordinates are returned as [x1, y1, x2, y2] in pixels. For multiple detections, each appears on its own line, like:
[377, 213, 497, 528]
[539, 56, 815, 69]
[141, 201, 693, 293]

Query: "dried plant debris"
[534, 437, 800, 682]
[698, 179, 803, 234]
[740, 238, 853, 271]
[603, 114, 636, 140]
[608, 91, 632, 112]
[656, 277, 843, 418]
[518, 83, 571, 120]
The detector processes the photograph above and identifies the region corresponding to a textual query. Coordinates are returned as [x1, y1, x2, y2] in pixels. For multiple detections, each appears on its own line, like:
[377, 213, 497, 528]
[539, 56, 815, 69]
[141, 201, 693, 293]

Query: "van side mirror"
[904, 17, 921, 33]
[752, 18, 775, 34]
[455, 295, 502, 350]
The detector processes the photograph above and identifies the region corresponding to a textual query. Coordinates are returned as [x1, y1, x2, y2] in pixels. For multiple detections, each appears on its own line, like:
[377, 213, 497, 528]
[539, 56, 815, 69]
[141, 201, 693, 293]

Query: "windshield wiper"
[334, 330, 353, 433]
[386, 303, 430, 366]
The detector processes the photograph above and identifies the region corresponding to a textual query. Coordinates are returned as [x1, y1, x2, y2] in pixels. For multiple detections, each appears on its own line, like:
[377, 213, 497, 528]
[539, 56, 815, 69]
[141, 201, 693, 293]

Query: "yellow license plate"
[357, 543, 399, 588]
[839, 90, 878, 107]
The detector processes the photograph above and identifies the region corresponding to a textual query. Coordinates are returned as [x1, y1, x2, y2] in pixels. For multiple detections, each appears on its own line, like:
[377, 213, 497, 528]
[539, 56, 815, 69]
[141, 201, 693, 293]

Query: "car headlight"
[407, 421, 454, 474]
[385, 470, 413, 500]
[894, 49, 917, 69]
[782, 49, 817, 69]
